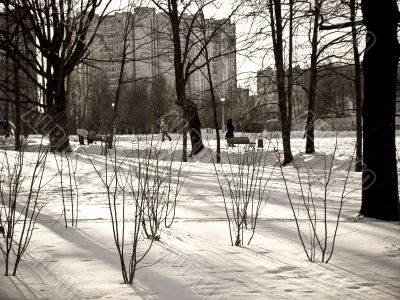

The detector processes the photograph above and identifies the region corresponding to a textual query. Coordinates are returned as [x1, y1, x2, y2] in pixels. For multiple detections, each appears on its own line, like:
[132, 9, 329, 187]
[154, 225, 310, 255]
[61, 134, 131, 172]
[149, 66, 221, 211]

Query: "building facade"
[79, 7, 237, 123]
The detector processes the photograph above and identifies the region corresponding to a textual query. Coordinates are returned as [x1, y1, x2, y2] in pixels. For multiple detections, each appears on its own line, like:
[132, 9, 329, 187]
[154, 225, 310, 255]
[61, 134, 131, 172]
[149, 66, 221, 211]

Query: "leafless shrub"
[136, 136, 186, 239]
[277, 136, 354, 262]
[0, 140, 48, 275]
[53, 152, 80, 227]
[212, 140, 275, 246]
[89, 134, 185, 284]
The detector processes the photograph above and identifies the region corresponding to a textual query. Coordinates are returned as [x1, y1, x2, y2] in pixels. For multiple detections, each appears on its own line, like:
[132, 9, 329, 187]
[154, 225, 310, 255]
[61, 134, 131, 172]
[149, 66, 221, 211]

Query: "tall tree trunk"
[350, 0, 363, 172]
[182, 128, 188, 162]
[360, 0, 400, 220]
[4, 98, 9, 123]
[13, 19, 21, 151]
[110, 13, 131, 148]
[49, 76, 71, 152]
[4, 10, 9, 124]
[269, 0, 293, 165]
[4, 70, 9, 126]
[305, 0, 320, 154]
[287, 0, 294, 129]
[4, 12, 9, 127]
[170, 0, 204, 161]
[205, 44, 221, 163]
[201, 13, 221, 163]
[13, 60, 21, 151]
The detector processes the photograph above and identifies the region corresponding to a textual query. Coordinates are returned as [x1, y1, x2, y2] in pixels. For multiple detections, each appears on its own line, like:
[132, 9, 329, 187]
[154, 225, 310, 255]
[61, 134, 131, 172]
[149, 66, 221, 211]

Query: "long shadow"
[14, 202, 201, 299]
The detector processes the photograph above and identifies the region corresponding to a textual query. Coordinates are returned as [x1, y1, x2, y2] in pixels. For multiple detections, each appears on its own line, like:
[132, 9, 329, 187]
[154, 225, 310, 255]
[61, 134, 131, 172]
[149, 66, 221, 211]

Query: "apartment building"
[80, 7, 237, 100]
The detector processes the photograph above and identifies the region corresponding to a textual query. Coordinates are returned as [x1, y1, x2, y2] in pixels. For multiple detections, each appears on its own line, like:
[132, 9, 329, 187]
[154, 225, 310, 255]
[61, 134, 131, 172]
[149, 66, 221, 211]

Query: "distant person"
[160, 118, 172, 142]
[0, 120, 15, 138]
[0, 120, 9, 136]
[225, 118, 235, 147]
[77, 128, 88, 145]
[225, 118, 235, 138]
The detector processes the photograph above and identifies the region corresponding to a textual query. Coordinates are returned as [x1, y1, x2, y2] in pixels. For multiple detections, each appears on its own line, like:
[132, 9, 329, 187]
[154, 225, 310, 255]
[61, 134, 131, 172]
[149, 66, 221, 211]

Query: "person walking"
[225, 118, 235, 147]
[160, 118, 172, 142]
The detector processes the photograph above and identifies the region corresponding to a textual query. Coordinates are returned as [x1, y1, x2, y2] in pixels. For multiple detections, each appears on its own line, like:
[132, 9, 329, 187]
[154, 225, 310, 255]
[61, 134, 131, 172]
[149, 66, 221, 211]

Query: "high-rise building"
[79, 7, 237, 101]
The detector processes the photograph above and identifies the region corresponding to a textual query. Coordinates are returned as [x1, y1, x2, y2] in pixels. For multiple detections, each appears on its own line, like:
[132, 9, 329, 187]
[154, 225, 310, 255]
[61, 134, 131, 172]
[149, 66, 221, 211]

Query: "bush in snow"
[90, 135, 185, 284]
[277, 135, 354, 262]
[212, 140, 275, 246]
[53, 152, 80, 228]
[0, 140, 48, 275]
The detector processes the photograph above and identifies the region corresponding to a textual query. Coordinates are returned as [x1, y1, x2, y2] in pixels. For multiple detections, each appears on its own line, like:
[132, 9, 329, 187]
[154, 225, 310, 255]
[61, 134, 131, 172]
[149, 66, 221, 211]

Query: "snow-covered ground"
[0, 131, 399, 299]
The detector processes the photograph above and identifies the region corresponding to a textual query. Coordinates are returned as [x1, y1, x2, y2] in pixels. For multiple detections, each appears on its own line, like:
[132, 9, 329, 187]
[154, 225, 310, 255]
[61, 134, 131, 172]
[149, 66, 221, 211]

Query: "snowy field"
[0, 131, 399, 300]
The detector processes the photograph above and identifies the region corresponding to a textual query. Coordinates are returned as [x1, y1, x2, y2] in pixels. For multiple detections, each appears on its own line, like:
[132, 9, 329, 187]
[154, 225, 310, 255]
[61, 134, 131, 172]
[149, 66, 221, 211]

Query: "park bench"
[77, 128, 113, 150]
[87, 133, 113, 150]
[226, 137, 256, 148]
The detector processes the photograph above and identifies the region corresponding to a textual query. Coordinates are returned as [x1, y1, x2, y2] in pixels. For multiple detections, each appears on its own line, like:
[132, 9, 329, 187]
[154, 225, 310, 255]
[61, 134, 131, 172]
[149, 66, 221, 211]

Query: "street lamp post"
[111, 102, 116, 136]
[221, 97, 226, 133]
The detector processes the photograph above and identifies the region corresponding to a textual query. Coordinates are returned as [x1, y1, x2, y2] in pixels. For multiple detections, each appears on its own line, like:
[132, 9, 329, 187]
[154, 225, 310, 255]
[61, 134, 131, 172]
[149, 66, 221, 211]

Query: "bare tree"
[153, 0, 204, 160]
[195, 5, 237, 163]
[80, 2, 178, 140]
[200, 14, 222, 163]
[348, 0, 363, 172]
[302, 0, 355, 153]
[267, 0, 294, 164]
[310, 0, 363, 170]
[150, 0, 240, 161]
[321, 0, 400, 220]
[0, 0, 113, 152]
[304, 0, 323, 154]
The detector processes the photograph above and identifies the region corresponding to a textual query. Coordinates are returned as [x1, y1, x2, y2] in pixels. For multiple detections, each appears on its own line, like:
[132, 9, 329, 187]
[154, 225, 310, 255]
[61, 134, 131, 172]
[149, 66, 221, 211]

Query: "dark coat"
[225, 119, 234, 138]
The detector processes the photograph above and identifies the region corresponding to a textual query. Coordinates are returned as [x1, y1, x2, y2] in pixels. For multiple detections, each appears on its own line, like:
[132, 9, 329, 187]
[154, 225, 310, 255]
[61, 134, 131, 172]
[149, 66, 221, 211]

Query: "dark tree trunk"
[182, 128, 188, 162]
[350, 0, 363, 172]
[360, 0, 400, 221]
[4, 59, 9, 125]
[203, 29, 221, 163]
[4, 97, 9, 123]
[305, 0, 320, 154]
[287, 0, 294, 130]
[48, 76, 71, 152]
[269, 0, 293, 165]
[49, 106, 70, 152]
[13, 60, 21, 151]
[170, 0, 204, 160]
[110, 18, 130, 148]
[3, 10, 9, 123]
